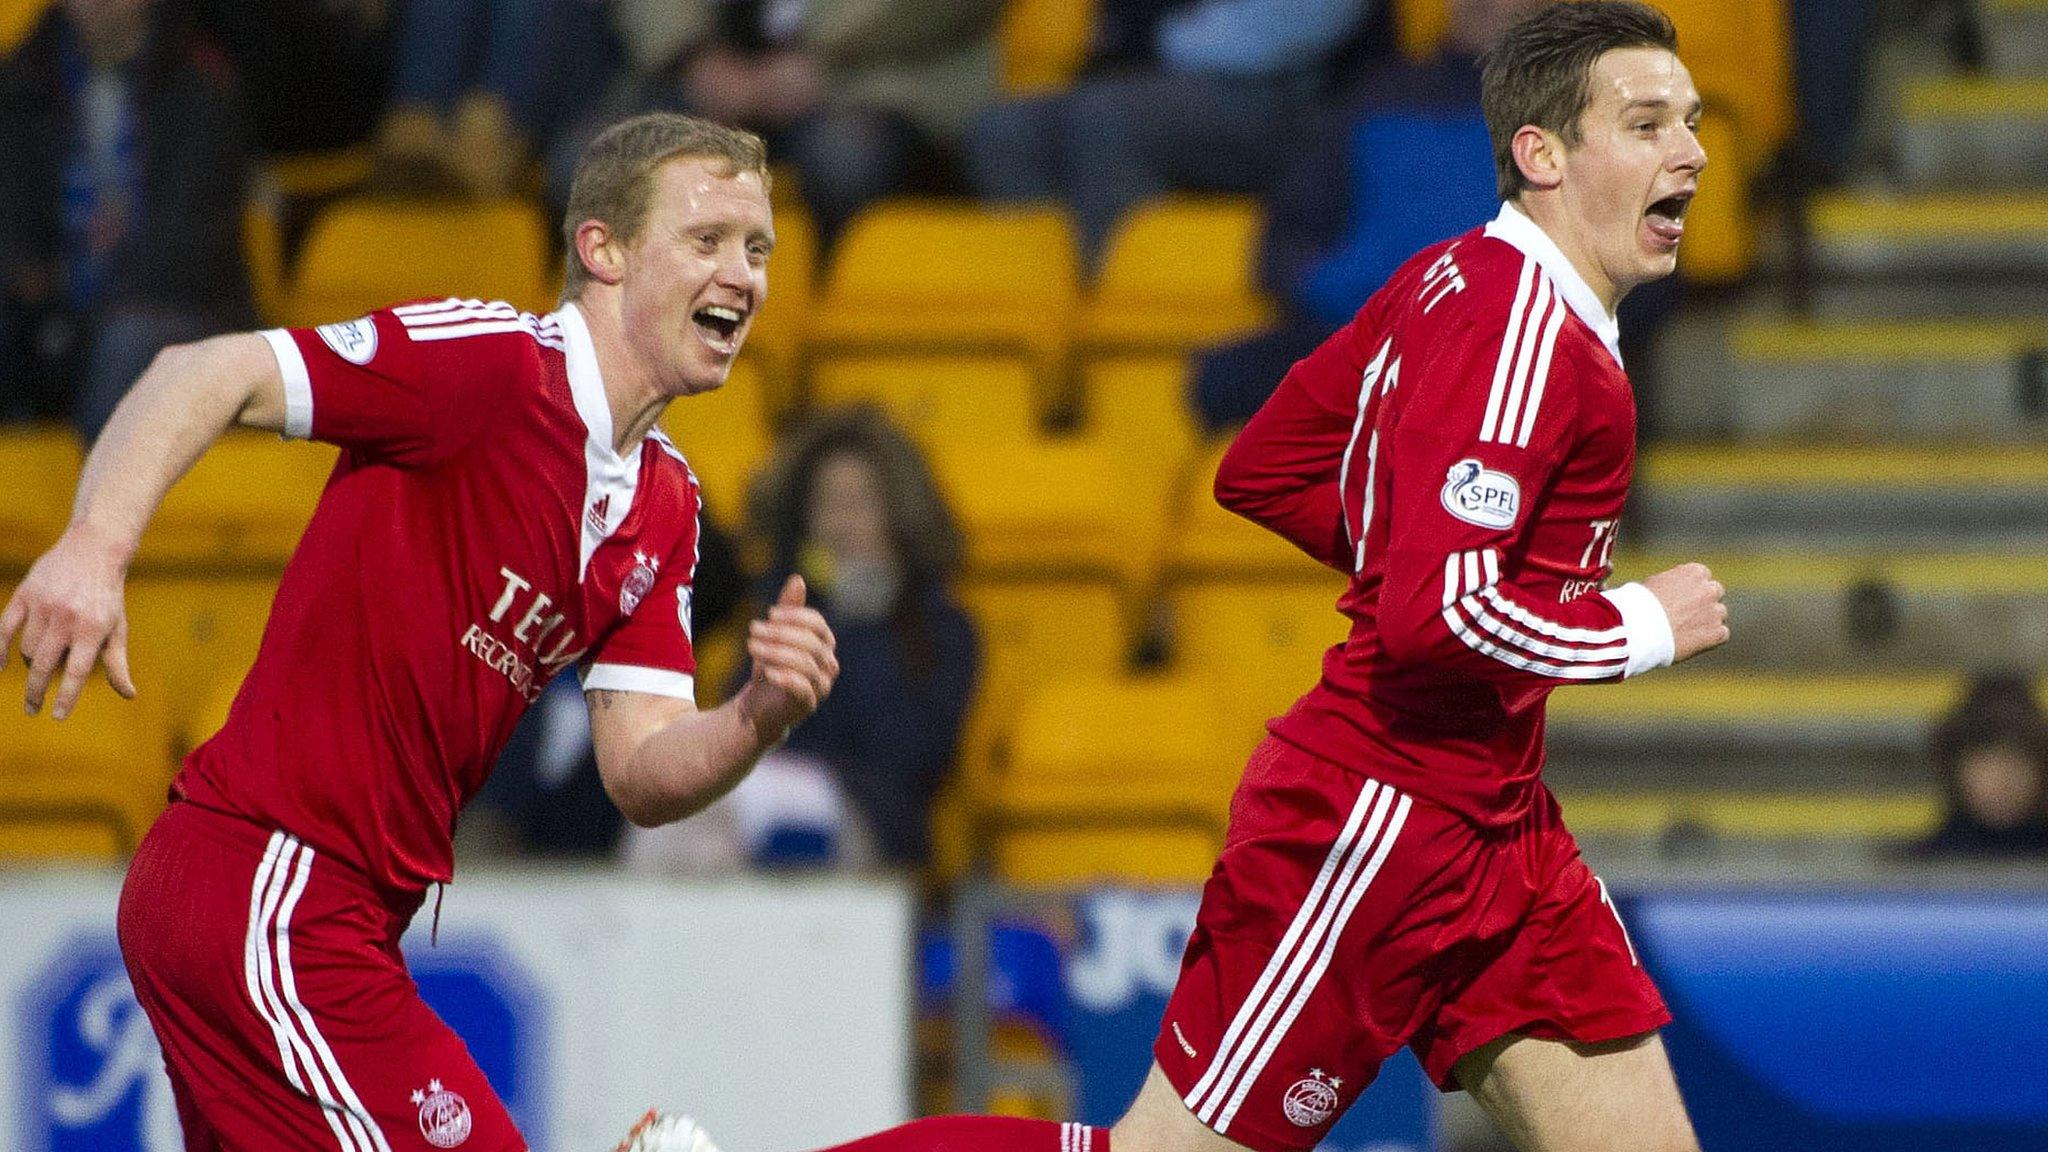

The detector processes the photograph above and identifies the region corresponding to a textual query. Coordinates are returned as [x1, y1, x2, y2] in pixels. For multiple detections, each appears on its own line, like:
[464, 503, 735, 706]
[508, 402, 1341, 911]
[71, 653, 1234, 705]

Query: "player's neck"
[1512, 193, 1627, 314]
[570, 294, 670, 454]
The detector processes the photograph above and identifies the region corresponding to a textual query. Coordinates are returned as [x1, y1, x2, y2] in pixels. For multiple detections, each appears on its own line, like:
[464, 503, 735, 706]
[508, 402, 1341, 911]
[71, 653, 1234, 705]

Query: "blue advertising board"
[1629, 890, 2048, 1152]
[16, 931, 543, 1152]
[1061, 889, 1434, 1152]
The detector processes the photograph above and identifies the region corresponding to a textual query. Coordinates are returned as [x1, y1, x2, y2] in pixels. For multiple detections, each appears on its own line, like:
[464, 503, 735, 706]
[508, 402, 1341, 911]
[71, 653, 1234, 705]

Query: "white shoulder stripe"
[1514, 295, 1568, 448]
[1479, 257, 1537, 442]
[1493, 276, 1554, 445]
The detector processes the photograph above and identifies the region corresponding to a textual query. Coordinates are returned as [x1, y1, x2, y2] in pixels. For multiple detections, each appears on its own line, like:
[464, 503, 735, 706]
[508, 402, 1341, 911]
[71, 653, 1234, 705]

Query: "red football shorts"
[1154, 737, 1668, 1152]
[118, 800, 524, 1152]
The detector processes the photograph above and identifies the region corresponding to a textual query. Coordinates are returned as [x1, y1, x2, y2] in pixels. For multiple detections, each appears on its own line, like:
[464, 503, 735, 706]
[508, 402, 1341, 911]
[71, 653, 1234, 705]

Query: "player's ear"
[574, 219, 628, 288]
[1512, 124, 1565, 192]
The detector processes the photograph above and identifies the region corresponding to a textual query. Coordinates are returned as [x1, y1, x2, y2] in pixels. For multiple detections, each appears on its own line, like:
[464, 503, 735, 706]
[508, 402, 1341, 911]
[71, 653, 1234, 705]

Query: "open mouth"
[1645, 193, 1693, 244]
[692, 304, 745, 353]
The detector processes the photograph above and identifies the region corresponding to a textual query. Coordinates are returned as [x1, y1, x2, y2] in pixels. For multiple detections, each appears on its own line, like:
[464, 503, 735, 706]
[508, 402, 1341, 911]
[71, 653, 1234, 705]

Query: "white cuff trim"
[1601, 582, 1675, 679]
[260, 329, 313, 439]
[580, 663, 696, 702]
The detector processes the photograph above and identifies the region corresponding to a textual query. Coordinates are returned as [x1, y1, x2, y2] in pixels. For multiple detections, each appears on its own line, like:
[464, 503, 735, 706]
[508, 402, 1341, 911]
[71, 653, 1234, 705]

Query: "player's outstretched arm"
[1, 333, 289, 719]
[588, 575, 839, 827]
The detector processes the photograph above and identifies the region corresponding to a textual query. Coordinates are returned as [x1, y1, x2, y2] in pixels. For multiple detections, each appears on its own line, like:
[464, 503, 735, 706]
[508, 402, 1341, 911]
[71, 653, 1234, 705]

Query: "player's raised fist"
[737, 573, 839, 743]
[1641, 561, 1729, 664]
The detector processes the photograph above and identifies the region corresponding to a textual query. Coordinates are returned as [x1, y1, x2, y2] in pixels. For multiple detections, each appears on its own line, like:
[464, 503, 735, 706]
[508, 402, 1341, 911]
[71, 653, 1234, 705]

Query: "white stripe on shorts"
[243, 832, 393, 1152]
[1182, 778, 1409, 1133]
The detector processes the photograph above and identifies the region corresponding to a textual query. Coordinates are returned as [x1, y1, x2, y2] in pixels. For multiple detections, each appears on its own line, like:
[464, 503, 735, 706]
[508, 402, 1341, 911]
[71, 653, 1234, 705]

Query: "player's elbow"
[603, 769, 685, 829]
[1376, 605, 1439, 668]
[1213, 442, 1263, 515]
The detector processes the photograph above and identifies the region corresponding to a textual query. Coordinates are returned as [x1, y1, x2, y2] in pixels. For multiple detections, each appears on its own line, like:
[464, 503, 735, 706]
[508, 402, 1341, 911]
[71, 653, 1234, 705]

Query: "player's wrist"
[62, 516, 139, 571]
[1600, 582, 1675, 678]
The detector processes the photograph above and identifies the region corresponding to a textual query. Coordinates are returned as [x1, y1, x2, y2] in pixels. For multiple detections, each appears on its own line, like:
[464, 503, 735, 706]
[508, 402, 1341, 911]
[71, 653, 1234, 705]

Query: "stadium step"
[1896, 77, 2048, 189]
[1610, 551, 2048, 672]
[1805, 190, 2048, 278]
[1630, 445, 2048, 550]
[1707, 319, 2048, 442]
[1541, 671, 1970, 792]
[1984, 0, 2048, 76]
[1554, 789, 1939, 842]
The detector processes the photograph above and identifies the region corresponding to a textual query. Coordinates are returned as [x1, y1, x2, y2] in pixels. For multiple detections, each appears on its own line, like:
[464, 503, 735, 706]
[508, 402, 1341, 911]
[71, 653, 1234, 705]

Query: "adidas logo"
[586, 494, 610, 534]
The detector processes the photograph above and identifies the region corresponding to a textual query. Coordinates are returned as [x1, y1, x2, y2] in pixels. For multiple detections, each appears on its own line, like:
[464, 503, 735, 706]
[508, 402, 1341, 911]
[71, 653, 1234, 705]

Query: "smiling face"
[1537, 46, 1707, 303]
[612, 155, 774, 397]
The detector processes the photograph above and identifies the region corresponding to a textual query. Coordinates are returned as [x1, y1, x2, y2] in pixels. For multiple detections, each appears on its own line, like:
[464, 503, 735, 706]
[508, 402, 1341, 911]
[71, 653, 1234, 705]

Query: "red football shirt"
[174, 298, 703, 901]
[1217, 203, 1674, 828]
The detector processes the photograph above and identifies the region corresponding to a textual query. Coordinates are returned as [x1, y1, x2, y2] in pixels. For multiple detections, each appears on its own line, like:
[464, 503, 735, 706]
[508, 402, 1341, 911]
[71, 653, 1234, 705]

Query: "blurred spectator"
[550, 0, 1004, 245]
[624, 405, 980, 871]
[0, 0, 254, 436]
[369, 0, 618, 198]
[469, 509, 749, 857]
[1190, 0, 1518, 429]
[1786, 0, 1878, 185]
[190, 0, 394, 156]
[1908, 672, 2048, 859]
[968, 0, 1375, 265]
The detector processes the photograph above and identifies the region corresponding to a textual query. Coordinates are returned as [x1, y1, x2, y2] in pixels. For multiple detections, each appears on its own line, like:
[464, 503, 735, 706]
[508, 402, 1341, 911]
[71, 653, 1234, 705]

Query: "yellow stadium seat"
[0, 676, 173, 862]
[660, 357, 774, 530]
[1162, 438, 1333, 582]
[1000, 0, 1096, 94]
[1393, 0, 1451, 63]
[983, 787, 1226, 884]
[810, 355, 1041, 450]
[1004, 673, 1243, 790]
[1079, 355, 1202, 482]
[743, 205, 815, 412]
[124, 576, 278, 755]
[983, 672, 1241, 883]
[809, 201, 1081, 402]
[956, 577, 1128, 760]
[1082, 196, 1274, 354]
[137, 431, 337, 569]
[0, 0, 48, 58]
[280, 198, 555, 327]
[0, 423, 82, 572]
[935, 577, 1130, 878]
[925, 437, 1157, 585]
[1170, 579, 1348, 747]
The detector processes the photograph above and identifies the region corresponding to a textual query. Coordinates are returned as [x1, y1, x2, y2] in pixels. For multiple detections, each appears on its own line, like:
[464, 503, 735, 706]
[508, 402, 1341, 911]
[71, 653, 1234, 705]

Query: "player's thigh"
[1113, 1063, 1259, 1152]
[1452, 1031, 1699, 1152]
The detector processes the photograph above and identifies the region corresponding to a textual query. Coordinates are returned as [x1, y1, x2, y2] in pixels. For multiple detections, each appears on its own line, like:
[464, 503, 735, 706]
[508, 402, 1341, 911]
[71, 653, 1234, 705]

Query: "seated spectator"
[1908, 671, 2048, 859]
[551, 0, 1004, 245]
[623, 404, 980, 871]
[191, 0, 394, 156]
[1191, 0, 1526, 430]
[0, 0, 254, 437]
[968, 0, 1374, 266]
[369, 0, 618, 198]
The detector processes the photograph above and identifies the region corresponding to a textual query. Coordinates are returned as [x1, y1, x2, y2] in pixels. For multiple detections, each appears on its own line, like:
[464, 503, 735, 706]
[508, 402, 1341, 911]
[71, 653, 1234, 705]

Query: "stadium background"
[1, 0, 2045, 1148]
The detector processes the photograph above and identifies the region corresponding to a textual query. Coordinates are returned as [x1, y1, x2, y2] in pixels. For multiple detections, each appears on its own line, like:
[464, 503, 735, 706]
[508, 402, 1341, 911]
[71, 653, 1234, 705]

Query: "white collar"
[1483, 201, 1624, 368]
[553, 301, 641, 577]
[554, 302, 640, 466]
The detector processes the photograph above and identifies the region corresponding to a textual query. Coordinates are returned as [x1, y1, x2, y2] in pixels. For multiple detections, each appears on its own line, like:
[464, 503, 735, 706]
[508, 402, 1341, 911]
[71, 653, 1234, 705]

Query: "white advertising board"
[0, 866, 915, 1151]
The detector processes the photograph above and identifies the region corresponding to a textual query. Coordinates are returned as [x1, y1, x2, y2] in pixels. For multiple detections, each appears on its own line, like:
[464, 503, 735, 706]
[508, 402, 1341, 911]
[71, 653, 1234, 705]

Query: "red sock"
[809, 1116, 1108, 1152]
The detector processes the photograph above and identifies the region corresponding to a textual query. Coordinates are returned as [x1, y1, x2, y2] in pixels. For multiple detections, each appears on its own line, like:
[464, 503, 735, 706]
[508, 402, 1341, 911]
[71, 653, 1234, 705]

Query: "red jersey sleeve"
[1374, 269, 1664, 689]
[1212, 313, 1378, 572]
[579, 473, 703, 702]
[259, 298, 543, 467]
